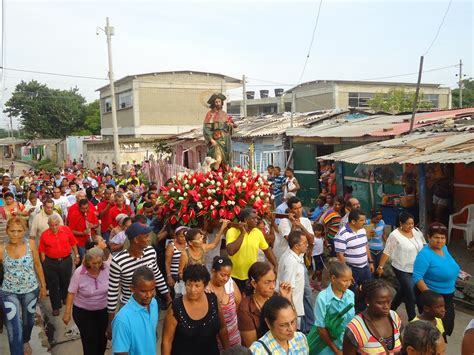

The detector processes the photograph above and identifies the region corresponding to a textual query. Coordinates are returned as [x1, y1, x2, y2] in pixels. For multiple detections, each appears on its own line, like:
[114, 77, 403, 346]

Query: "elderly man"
[339, 197, 361, 230]
[109, 192, 133, 228]
[39, 215, 79, 316]
[275, 196, 315, 333]
[277, 230, 308, 330]
[106, 222, 170, 339]
[226, 208, 278, 292]
[29, 199, 63, 243]
[67, 199, 99, 258]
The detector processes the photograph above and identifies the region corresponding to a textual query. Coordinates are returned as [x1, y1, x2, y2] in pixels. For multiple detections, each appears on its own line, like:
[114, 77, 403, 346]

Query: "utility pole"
[98, 17, 120, 165]
[458, 59, 463, 108]
[242, 74, 247, 117]
[409, 56, 424, 133]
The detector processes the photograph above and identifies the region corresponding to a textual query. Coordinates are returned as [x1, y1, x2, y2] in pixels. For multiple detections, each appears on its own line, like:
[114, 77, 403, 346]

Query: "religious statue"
[203, 93, 235, 170]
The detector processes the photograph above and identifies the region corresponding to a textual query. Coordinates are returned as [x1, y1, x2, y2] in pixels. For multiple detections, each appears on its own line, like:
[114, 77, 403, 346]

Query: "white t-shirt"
[52, 196, 71, 218]
[312, 236, 324, 256]
[277, 250, 305, 317]
[274, 217, 314, 262]
[24, 200, 43, 228]
[383, 228, 426, 273]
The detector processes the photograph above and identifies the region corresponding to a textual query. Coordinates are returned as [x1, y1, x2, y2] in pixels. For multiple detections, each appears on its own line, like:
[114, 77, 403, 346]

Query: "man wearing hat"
[106, 222, 170, 340]
[203, 93, 235, 170]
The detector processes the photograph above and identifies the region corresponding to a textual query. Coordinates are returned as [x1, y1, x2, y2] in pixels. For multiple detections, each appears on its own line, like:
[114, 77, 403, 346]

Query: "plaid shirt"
[250, 330, 309, 354]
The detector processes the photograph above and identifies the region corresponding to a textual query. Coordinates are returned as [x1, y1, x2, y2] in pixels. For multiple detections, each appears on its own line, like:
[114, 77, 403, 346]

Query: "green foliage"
[3, 80, 100, 139]
[368, 88, 433, 114]
[452, 79, 474, 108]
[30, 158, 58, 173]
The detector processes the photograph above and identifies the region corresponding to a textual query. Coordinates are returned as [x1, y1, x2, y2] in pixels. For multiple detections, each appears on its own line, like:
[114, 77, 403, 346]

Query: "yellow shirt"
[412, 316, 445, 335]
[226, 227, 269, 280]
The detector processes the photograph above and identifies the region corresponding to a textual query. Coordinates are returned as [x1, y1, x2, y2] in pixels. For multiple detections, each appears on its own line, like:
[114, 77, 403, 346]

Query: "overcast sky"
[1, 0, 472, 129]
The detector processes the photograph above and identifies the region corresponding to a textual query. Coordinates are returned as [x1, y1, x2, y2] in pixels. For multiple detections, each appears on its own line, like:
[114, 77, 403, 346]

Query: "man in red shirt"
[67, 199, 99, 258]
[39, 215, 79, 316]
[98, 189, 115, 242]
[68, 190, 95, 216]
[109, 192, 133, 228]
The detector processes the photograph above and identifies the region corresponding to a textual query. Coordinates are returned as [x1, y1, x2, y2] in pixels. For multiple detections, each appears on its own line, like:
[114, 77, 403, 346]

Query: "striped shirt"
[334, 224, 369, 268]
[170, 242, 182, 277]
[107, 246, 168, 313]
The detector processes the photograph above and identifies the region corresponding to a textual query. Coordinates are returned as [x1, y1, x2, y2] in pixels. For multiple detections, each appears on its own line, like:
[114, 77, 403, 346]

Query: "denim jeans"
[300, 271, 315, 334]
[349, 264, 372, 313]
[0, 288, 39, 355]
[391, 267, 416, 321]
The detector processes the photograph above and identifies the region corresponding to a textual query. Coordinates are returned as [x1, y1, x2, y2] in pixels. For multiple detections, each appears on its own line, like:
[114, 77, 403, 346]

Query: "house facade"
[97, 71, 242, 138]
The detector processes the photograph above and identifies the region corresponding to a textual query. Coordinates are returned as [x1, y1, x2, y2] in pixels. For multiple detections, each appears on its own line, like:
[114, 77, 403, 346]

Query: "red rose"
[211, 209, 218, 219]
[234, 206, 241, 216]
[182, 214, 190, 224]
[170, 215, 177, 224]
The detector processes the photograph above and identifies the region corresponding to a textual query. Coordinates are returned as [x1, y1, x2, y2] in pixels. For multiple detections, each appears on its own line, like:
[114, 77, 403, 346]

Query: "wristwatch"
[377, 265, 384, 269]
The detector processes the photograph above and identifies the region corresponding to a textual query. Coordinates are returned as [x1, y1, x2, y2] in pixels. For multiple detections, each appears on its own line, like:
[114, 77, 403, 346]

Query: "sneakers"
[23, 342, 32, 355]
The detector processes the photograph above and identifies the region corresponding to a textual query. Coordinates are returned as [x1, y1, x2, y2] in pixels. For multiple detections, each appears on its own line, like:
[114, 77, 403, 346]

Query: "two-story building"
[97, 70, 242, 138]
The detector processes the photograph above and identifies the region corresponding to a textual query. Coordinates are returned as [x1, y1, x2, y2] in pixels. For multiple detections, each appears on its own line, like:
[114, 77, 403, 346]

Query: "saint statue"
[203, 93, 235, 170]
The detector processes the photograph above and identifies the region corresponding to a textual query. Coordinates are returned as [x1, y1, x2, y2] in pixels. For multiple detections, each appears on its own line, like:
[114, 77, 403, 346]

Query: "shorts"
[313, 254, 325, 271]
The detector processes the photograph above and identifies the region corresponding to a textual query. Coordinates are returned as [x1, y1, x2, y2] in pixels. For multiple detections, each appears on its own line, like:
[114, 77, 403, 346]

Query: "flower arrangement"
[158, 167, 273, 226]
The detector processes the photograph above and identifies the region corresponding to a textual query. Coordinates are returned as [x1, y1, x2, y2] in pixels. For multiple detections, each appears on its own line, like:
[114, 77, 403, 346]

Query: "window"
[118, 91, 133, 109]
[348, 92, 374, 108]
[103, 97, 112, 113]
[423, 94, 439, 108]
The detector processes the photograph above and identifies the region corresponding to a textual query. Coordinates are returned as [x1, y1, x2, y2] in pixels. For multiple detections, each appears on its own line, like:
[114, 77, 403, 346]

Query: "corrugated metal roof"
[318, 131, 474, 165]
[287, 108, 474, 139]
[233, 109, 348, 138]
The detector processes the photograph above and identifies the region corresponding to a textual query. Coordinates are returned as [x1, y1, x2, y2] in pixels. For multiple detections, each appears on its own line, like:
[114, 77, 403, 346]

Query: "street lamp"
[97, 17, 120, 166]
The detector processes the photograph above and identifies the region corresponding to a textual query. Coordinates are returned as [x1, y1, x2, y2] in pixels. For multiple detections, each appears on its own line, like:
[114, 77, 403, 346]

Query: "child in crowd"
[311, 222, 326, 291]
[109, 214, 132, 254]
[412, 290, 446, 341]
[314, 261, 355, 355]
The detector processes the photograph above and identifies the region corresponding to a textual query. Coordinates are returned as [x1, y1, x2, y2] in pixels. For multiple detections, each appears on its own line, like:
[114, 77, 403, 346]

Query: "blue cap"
[126, 222, 152, 240]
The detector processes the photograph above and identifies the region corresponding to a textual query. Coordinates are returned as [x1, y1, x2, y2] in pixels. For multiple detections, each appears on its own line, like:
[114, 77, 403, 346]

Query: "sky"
[0, 0, 472, 130]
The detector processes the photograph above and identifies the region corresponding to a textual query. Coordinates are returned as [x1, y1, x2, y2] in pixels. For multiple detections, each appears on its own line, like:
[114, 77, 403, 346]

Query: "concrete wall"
[295, 92, 334, 111]
[99, 72, 240, 137]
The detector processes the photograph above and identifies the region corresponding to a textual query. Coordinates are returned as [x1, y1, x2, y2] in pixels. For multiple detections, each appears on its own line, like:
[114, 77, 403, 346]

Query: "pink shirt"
[68, 262, 109, 311]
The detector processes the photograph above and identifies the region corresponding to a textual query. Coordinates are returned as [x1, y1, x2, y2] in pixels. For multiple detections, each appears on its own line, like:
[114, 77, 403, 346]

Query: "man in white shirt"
[52, 187, 71, 220]
[277, 230, 307, 329]
[274, 196, 315, 333]
[274, 196, 314, 261]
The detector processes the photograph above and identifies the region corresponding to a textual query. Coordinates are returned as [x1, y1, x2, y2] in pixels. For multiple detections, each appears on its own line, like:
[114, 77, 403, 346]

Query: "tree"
[452, 79, 474, 108]
[71, 100, 101, 136]
[368, 88, 433, 114]
[4, 80, 86, 138]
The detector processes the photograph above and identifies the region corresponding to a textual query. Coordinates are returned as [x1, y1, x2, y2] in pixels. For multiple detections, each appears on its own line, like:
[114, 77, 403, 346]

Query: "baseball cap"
[126, 222, 152, 240]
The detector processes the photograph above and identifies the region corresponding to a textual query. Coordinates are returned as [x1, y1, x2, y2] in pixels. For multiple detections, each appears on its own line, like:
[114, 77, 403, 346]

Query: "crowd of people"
[0, 161, 471, 355]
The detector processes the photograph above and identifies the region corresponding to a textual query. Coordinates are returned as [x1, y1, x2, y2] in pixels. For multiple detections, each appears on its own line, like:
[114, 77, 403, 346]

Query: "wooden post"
[409, 56, 424, 133]
[418, 164, 427, 234]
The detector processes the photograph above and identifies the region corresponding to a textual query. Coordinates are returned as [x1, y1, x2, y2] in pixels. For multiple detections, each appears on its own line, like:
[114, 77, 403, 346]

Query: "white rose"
[183, 192, 188, 197]
[213, 201, 219, 206]
[231, 201, 236, 205]
[256, 197, 261, 201]
[208, 196, 212, 200]
[211, 180, 216, 185]
[224, 180, 228, 185]
[216, 181, 221, 186]
[260, 192, 265, 196]
[197, 202, 203, 209]
[192, 179, 197, 184]
[184, 179, 188, 184]
[235, 182, 241, 187]
[176, 189, 181, 194]
[251, 194, 255, 199]
[178, 197, 184, 201]
[185, 184, 190, 189]
[210, 205, 215, 210]
[170, 187, 175, 192]
[242, 183, 247, 188]
[200, 183, 204, 187]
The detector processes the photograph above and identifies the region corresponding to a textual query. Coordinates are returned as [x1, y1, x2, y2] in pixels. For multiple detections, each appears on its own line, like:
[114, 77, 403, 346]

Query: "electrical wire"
[0, 66, 108, 81]
[422, 0, 453, 56]
[357, 64, 458, 81]
[298, 0, 323, 84]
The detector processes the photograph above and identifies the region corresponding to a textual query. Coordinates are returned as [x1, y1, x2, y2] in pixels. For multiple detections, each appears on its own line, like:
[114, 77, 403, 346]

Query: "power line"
[246, 76, 294, 86]
[0, 66, 108, 81]
[422, 0, 453, 56]
[298, 0, 323, 84]
[357, 64, 458, 81]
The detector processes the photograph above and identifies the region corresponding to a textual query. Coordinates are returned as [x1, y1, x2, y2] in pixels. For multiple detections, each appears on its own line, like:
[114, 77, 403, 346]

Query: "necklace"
[400, 228, 421, 252]
[253, 294, 269, 311]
